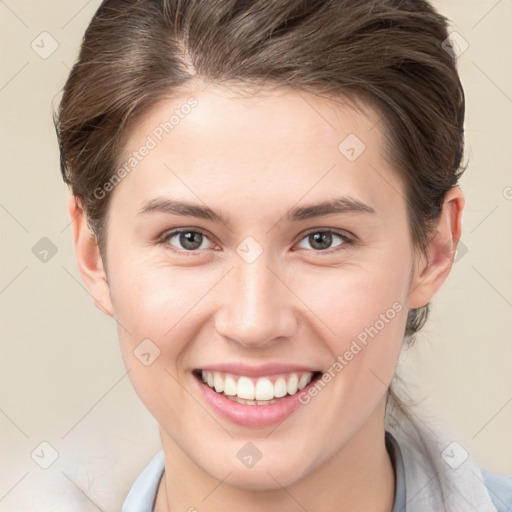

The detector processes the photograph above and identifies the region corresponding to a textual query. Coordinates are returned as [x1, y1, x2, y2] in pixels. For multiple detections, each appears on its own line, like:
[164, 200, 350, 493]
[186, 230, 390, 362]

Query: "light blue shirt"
[121, 431, 512, 511]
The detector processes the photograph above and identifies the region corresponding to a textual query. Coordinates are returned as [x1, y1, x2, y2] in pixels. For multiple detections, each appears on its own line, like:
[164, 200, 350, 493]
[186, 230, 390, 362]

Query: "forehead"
[121, 83, 383, 158]
[110, 84, 404, 222]
[137, 84, 379, 146]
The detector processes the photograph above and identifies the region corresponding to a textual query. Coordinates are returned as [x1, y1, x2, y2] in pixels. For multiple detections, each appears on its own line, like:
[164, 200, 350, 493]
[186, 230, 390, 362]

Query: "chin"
[222, 466, 303, 491]
[200, 448, 315, 491]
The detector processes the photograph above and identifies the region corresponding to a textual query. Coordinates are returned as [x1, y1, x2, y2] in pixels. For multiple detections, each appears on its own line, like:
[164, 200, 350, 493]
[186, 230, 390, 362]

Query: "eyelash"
[158, 227, 355, 256]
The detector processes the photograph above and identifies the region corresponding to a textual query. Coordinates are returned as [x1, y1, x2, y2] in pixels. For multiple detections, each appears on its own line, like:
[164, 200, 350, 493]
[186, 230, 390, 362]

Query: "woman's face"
[89, 85, 429, 488]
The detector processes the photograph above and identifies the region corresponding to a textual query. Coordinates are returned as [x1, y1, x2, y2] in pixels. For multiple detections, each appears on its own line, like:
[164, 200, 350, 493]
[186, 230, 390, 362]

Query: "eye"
[159, 227, 354, 255]
[295, 229, 352, 254]
[160, 228, 215, 252]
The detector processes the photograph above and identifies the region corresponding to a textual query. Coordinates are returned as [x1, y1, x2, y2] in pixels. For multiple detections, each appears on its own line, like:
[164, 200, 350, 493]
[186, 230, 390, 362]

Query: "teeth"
[237, 377, 255, 400]
[225, 395, 279, 406]
[274, 377, 287, 398]
[213, 372, 224, 393]
[255, 378, 274, 401]
[200, 370, 316, 402]
[287, 374, 299, 395]
[298, 373, 311, 390]
[224, 375, 237, 396]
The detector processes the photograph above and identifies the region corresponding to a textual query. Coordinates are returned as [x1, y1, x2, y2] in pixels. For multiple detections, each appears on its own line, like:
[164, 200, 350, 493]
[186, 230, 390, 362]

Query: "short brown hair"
[54, 0, 465, 345]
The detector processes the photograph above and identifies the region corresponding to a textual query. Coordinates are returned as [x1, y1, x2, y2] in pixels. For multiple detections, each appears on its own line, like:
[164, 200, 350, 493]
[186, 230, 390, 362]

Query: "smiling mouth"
[193, 369, 323, 405]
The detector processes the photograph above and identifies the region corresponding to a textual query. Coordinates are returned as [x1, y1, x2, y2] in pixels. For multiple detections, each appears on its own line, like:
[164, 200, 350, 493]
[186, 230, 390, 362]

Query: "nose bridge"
[215, 246, 297, 347]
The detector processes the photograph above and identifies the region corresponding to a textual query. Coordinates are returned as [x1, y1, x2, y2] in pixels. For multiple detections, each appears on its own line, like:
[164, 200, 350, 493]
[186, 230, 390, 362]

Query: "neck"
[155, 398, 395, 512]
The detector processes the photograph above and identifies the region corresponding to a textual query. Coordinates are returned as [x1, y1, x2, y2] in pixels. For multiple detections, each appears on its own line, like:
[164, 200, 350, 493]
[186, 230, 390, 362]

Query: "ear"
[67, 195, 114, 317]
[408, 187, 465, 309]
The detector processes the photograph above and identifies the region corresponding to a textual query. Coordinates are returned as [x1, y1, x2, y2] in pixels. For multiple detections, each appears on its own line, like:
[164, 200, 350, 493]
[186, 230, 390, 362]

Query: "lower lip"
[193, 372, 320, 428]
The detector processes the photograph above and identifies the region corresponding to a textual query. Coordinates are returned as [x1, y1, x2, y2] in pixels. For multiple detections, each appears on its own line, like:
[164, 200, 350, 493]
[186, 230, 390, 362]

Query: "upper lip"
[195, 363, 321, 377]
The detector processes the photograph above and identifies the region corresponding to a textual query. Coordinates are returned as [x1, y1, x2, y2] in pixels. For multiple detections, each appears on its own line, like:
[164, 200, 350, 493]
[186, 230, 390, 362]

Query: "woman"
[54, 0, 511, 510]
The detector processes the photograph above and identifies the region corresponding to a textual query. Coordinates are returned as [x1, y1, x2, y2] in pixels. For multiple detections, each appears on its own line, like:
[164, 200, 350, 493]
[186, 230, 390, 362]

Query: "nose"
[214, 250, 298, 348]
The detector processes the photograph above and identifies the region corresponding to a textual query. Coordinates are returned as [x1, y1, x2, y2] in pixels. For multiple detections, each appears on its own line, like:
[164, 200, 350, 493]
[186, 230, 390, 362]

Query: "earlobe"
[408, 187, 465, 309]
[67, 195, 115, 317]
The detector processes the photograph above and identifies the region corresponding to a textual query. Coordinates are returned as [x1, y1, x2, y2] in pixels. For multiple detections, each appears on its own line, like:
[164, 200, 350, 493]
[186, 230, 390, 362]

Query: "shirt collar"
[386, 430, 407, 512]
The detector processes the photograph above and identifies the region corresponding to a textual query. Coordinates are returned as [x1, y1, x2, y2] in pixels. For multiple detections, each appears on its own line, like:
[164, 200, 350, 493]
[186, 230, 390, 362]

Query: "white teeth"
[213, 372, 224, 393]
[237, 377, 255, 400]
[298, 373, 311, 390]
[200, 370, 315, 402]
[274, 377, 287, 398]
[287, 374, 299, 395]
[226, 395, 278, 406]
[255, 378, 274, 401]
[224, 375, 237, 396]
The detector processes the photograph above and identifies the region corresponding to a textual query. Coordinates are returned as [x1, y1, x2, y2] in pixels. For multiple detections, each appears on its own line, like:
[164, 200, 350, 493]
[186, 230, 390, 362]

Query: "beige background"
[1, 1, 511, 510]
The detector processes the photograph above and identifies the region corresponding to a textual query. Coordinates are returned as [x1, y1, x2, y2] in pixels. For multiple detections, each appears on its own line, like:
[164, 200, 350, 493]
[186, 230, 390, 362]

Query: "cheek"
[108, 260, 206, 424]
[301, 241, 412, 387]
[108, 252, 223, 377]
[108, 247, 189, 327]
[302, 250, 410, 341]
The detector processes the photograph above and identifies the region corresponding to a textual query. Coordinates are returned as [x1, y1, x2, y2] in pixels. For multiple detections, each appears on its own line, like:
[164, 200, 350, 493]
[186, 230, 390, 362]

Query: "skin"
[68, 84, 464, 512]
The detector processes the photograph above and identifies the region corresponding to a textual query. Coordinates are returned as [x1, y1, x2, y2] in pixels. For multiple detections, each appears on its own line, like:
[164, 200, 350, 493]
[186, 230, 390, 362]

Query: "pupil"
[311, 232, 332, 250]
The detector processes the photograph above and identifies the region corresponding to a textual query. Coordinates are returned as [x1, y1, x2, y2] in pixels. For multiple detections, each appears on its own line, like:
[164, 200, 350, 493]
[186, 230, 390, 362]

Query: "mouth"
[192, 369, 323, 406]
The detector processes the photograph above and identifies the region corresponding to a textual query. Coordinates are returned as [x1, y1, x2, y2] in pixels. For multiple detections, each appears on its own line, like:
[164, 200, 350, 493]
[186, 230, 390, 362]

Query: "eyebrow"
[137, 196, 376, 225]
